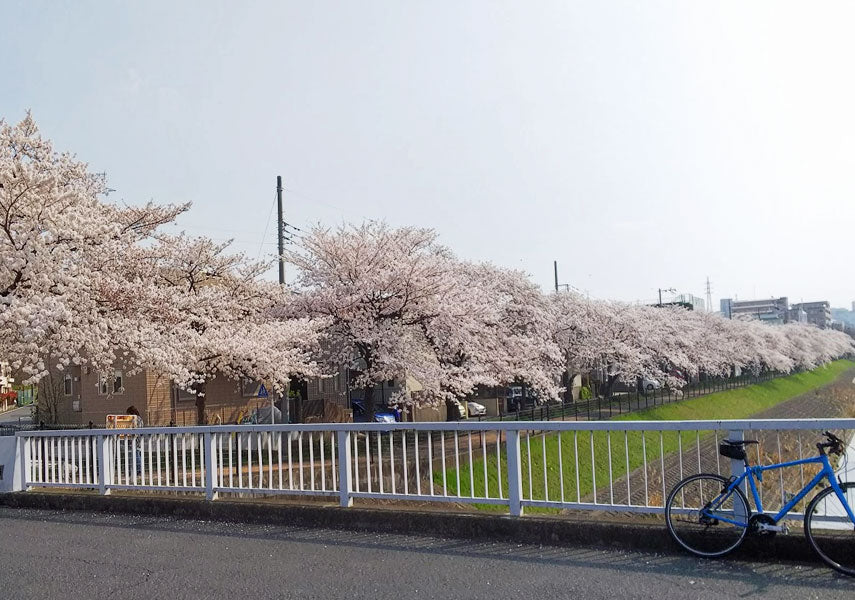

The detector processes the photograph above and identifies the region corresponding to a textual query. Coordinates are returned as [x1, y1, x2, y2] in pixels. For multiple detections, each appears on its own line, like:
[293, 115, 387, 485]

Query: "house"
[41, 358, 491, 426]
[44, 365, 284, 427]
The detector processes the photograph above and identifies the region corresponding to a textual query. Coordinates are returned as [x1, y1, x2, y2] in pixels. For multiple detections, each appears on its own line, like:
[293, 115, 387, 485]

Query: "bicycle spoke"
[666, 474, 748, 557]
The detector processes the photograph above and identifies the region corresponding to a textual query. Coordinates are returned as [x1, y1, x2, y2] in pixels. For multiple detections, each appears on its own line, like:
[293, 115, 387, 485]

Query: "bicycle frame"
[705, 453, 855, 527]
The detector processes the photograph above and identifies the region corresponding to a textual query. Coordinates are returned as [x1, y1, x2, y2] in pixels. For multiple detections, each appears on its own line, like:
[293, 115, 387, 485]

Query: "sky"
[3, 1, 854, 308]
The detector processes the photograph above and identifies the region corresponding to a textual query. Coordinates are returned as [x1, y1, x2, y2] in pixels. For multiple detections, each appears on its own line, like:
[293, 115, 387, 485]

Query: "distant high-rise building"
[791, 301, 832, 329]
[851, 300, 854, 313]
[719, 297, 789, 324]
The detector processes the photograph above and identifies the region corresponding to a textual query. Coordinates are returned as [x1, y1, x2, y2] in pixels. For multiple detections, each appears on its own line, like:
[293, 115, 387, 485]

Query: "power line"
[257, 192, 277, 259]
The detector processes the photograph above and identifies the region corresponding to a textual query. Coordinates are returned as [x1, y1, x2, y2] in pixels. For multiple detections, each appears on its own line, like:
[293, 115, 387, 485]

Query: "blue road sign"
[257, 384, 269, 398]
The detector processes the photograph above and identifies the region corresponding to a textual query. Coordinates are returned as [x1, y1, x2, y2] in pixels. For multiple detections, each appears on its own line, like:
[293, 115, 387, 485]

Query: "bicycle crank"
[748, 514, 788, 536]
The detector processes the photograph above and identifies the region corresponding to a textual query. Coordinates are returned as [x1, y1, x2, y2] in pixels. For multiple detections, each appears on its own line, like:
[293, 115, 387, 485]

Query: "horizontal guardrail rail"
[15, 419, 855, 518]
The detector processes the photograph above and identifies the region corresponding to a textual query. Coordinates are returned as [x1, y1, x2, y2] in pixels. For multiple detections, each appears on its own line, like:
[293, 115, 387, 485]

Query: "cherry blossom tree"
[286, 222, 464, 419]
[550, 292, 853, 398]
[103, 234, 325, 423]
[4, 114, 852, 420]
[482, 266, 563, 400]
[418, 262, 563, 411]
[0, 113, 186, 383]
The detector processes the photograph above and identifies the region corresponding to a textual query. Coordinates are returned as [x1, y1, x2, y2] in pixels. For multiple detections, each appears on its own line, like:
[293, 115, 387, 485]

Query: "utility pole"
[277, 176, 285, 285]
[276, 176, 286, 425]
[554, 261, 559, 292]
[705, 276, 713, 313]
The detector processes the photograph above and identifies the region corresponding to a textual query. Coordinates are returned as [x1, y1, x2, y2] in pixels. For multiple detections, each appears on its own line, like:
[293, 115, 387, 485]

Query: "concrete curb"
[0, 492, 824, 564]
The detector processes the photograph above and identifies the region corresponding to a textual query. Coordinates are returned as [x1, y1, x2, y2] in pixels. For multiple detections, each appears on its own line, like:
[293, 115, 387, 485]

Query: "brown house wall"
[52, 365, 148, 427]
[170, 377, 263, 426]
[50, 366, 268, 427]
[50, 365, 445, 426]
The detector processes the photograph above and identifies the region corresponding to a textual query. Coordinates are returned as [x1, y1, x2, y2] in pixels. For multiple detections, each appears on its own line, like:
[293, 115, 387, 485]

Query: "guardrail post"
[18, 436, 30, 491]
[96, 435, 111, 495]
[727, 429, 748, 513]
[337, 430, 353, 507]
[506, 429, 524, 516]
[203, 431, 216, 501]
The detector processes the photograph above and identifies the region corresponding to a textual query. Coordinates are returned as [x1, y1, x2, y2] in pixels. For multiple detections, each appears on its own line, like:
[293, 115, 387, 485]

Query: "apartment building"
[791, 301, 832, 329]
[720, 297, 789, 324]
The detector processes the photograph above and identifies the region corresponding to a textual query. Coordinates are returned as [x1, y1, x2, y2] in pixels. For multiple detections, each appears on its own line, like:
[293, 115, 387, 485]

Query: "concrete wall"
[0, 437, 22, 492]
[477, 397, 502, 417]
[409, 403, 447, 422]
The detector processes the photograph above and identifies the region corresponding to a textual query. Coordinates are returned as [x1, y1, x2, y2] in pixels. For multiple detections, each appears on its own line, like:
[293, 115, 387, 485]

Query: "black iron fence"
[0, 422, 102, 437]
[474, 370, 784, 422]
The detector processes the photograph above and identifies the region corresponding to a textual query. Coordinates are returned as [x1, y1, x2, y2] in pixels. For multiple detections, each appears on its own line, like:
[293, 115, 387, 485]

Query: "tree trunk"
[295, 392, 304, 424]
[604, 374, 619, 399]
[364, 384, 376, 421]
[195, 380, 207, 425]
[445, 398, 461, 421]
[564, 372, 579, 403]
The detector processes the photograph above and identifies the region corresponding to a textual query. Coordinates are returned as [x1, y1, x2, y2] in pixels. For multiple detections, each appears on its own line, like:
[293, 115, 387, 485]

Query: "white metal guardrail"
[14, 420, 855, 518]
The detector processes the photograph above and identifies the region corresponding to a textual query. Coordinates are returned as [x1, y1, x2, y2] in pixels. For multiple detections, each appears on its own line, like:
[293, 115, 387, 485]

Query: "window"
[318, 378, 325, 393]
[63, 375, 72, 396]
[175, 385, 196, 403]
[98, 371, 123, 395]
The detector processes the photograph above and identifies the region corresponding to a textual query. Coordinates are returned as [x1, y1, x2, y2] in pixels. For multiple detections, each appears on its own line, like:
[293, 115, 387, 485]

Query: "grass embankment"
[439, 359, 854, 509]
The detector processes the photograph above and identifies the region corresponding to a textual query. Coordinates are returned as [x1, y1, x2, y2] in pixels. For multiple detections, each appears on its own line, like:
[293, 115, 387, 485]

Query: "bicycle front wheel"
[804, 482, 855, 577]
[666, 473, 750, 557]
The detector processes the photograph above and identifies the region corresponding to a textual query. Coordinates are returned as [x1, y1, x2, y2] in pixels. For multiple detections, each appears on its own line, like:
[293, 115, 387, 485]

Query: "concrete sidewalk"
[0, 490, 830, 566]
[3, 506, 850, 600]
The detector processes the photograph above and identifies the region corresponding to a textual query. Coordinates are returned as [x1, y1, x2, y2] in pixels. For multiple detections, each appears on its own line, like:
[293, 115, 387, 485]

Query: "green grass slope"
[439, 359, 854, 510]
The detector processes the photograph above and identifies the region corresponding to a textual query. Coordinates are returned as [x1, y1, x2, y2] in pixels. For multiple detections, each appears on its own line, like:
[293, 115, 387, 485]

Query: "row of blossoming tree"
[2, 115, 853, 421]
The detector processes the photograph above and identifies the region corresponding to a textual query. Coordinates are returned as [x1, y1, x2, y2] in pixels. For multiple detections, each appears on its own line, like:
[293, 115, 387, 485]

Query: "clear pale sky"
[4, 1, 854, 307]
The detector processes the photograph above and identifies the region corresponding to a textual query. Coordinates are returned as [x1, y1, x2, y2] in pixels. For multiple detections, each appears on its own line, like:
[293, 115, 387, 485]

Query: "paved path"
[0, 507, 852, 599]
[0, 404, 31, 425]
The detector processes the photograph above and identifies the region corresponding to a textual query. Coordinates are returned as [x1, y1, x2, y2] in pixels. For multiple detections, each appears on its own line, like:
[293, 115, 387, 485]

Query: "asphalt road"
[0, 508, 853, 600]
[0, 405, 32, 424]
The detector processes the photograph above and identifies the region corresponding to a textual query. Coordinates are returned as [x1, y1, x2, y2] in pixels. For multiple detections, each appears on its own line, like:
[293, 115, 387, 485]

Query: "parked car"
[351, 399, 400, 423]
[466, 401, 487, 417]
[505, 386, 537, 411]
[641, 377, 661, 394]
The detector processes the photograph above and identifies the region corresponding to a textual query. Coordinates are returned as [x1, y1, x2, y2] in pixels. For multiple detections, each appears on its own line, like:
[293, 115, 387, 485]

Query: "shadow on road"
[0, 507, 850, 595]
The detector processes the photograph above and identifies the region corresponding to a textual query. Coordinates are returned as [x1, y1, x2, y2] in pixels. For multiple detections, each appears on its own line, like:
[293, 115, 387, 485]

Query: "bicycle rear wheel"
[804, 482, 855, 576]
[665, 473, 750, 557]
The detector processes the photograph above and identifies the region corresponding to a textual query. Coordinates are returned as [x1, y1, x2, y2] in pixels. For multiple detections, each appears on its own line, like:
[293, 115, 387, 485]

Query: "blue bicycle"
[665, 431, 855, 575]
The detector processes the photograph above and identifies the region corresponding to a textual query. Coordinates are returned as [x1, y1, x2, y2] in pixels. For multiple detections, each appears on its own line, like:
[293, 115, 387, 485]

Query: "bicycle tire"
[804, 482, 855, 577]
[665, 473, 750, 558]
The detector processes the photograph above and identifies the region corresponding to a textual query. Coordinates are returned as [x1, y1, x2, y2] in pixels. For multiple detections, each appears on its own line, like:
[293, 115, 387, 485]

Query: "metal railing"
[14, 419, 855, 519]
